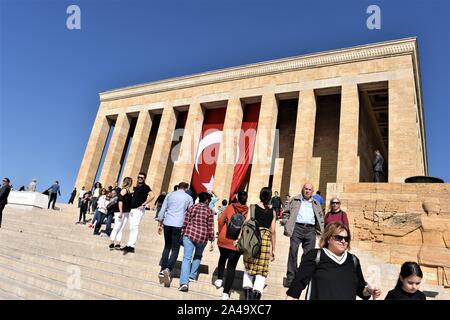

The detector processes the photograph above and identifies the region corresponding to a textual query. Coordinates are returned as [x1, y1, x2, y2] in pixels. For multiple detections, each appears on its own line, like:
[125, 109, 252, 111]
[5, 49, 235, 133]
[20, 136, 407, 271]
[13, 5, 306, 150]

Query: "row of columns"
[75, 80, 418, 204]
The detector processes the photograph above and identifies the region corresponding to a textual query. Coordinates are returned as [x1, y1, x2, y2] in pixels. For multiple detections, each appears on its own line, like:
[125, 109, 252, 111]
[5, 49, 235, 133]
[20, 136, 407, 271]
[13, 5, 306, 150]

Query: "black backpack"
[226, 205, 246, 240]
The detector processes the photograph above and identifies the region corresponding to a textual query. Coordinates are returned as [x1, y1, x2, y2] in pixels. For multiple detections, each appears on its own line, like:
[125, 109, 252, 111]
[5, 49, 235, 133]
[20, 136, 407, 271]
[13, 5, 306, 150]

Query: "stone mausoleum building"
[76, 38, 426, 201]
[76, 38, 449, 287]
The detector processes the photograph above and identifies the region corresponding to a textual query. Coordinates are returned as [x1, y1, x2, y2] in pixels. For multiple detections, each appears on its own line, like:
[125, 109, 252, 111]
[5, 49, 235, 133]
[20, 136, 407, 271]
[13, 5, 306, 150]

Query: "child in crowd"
[385, 262, 426, 300]
[217, 199, 228, 218]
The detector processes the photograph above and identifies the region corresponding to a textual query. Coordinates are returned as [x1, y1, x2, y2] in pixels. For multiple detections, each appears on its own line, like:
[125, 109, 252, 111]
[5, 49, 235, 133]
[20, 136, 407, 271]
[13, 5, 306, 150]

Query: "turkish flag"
[190, 108, 226, 194]
[229, 103, 261, 199]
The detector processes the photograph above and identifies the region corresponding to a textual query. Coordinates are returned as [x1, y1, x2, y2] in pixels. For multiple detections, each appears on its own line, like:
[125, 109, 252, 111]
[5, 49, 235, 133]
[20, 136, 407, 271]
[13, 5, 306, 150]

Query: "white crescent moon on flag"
[195, 130, 222, 173]
[194, 130, 241, 174]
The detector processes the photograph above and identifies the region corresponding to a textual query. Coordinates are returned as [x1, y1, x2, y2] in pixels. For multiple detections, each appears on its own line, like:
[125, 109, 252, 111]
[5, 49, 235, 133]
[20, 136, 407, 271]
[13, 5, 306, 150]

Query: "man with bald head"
[282, 183, 324, 287]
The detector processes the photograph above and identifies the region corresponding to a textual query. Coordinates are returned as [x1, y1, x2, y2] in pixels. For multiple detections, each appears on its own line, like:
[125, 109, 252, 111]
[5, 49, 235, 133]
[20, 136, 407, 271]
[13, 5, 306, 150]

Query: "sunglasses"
[331, 202, 340, 205]
[137, 176, 145, 179]
[332, 235, 350, 242]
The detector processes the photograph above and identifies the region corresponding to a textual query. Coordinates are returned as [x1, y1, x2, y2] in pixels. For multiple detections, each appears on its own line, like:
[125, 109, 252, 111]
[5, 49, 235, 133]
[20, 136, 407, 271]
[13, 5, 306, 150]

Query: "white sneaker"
[221, 293, 229, 300]
[162, 268, 171, 287]
[214, 279, 223, 289]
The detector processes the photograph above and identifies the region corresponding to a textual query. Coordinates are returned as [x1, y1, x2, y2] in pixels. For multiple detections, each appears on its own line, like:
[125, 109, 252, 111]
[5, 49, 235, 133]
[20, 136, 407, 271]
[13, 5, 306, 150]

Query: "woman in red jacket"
[215, 191, 248, 300]
[324, 198, 349, 227]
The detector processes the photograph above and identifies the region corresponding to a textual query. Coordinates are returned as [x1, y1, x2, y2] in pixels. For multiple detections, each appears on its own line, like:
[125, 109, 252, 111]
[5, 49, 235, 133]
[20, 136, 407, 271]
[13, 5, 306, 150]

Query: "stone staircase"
[0, 203, 448, 300]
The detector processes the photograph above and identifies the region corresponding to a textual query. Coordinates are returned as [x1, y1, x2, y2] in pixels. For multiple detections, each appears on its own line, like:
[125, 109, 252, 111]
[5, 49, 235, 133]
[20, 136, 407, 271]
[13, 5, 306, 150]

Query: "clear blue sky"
[1, 0, 449, 201]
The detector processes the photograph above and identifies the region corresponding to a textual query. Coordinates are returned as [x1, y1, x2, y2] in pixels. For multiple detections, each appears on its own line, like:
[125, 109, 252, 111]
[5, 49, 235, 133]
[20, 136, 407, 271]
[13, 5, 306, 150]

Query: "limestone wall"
[326, 183, 450, 287]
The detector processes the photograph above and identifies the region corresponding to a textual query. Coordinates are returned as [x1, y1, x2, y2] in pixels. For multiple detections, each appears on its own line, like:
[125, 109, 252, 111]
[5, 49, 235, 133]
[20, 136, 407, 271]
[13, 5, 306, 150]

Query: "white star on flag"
[202, 176, 215, 191]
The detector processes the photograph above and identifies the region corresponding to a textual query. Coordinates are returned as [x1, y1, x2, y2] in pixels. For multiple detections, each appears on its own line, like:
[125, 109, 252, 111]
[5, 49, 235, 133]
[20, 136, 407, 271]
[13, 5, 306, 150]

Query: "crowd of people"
[66, 173, 426, 301]
[0, 148, 426, 300]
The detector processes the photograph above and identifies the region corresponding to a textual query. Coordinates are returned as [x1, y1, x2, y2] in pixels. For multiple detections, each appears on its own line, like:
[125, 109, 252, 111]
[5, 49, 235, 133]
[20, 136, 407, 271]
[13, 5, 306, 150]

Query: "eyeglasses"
[332, 235, 350, 242]
[137, 176, 144, 179]
[331, 202, 340, 205]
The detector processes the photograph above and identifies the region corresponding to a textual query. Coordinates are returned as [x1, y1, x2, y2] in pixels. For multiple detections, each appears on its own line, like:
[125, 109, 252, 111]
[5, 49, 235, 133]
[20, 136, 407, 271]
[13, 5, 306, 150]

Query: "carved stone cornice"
[99, 38, 417, 102]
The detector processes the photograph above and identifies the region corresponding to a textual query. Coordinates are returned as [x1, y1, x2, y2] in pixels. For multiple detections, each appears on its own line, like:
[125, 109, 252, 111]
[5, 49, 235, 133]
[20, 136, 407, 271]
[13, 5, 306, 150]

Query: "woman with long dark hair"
[237, 187, 276, 300]
[91, 182, 102, 214]
[215, 191, 249, 300]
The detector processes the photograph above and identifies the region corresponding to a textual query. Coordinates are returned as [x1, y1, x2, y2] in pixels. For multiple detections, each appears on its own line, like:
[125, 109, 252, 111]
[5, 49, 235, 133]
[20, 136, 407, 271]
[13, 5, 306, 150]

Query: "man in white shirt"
[282, 183, 324, 287]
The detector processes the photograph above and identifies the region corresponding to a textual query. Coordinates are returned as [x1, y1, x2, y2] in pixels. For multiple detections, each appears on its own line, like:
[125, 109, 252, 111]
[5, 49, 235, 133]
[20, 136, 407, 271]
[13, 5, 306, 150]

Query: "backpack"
[237, 205, 262, 258]
[226, 205, 246, 240]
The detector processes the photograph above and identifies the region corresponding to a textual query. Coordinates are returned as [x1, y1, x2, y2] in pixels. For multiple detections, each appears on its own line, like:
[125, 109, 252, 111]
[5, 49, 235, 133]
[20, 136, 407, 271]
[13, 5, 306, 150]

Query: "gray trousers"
[373, 171, 382, 182]
[287, 223, 316, 284]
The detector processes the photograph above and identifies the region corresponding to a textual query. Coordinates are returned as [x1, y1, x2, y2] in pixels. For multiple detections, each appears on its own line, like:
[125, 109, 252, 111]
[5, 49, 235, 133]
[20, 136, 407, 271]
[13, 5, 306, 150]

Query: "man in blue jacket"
[47, 181, 61, 210]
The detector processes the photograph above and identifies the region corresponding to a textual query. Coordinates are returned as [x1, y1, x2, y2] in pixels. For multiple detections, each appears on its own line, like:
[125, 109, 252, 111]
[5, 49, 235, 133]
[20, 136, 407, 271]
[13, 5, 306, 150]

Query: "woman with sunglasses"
[286, 221, 381, 300]
[324, 198, 349, 228]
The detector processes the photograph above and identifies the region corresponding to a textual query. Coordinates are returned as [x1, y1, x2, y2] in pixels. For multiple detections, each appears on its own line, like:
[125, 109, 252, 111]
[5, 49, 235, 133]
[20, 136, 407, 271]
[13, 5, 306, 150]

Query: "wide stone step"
[1, 221, 433, 293]
[0, 222, 294, 272]
[0, 260, 111, 300]
[0, 273, 65, 300]
[4, 214, 289, 261]
[3, 213, 293, 248]
[3, 206, 447, 300]
[0, 245, 275, 300]
[0, 241, 283, 297]
[0, 228, 287, 298]
[4, 213, 293, 250]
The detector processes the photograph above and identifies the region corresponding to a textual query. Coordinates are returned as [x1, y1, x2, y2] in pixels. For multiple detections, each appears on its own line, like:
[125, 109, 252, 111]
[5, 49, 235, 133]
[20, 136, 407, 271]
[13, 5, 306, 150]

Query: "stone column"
[271, 158, 284, 195]
[389, 76, 419, 182]
[169, 102, 204, 189]
[336, 84, 360, 183]
[98, 113, 131, 188]
[75, 112, 110, 191]
[120, 110, 152, 181]
[147, 105, 177, 197]
[214, 98, 244, 203]
[289, 90, 317, 196]
[247, 93, 278, 204]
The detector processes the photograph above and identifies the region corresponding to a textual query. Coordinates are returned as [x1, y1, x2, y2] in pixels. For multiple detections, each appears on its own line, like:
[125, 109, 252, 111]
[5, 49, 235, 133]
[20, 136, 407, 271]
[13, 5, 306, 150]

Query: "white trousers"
[110, 212, 129, 243]
[242, 272, 266, 293]
[127, 207, 146, 248]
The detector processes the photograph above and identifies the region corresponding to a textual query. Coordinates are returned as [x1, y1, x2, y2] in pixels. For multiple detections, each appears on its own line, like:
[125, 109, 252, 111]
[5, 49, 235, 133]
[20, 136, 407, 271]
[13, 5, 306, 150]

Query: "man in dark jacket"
[0, 178, 12, 228]
[373, 150, 384, 182]
[270, 191, 283, 219]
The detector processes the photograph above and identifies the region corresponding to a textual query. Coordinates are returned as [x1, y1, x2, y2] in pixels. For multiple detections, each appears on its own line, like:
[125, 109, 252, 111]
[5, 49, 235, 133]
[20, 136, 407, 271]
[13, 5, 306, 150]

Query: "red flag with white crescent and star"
[190, 108, 226, 194]
[229, 103, 261, 199]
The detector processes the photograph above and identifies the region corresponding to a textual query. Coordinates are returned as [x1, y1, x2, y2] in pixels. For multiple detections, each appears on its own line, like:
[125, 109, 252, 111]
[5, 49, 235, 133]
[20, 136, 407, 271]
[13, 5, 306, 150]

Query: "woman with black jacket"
[286, 221, 381, 300]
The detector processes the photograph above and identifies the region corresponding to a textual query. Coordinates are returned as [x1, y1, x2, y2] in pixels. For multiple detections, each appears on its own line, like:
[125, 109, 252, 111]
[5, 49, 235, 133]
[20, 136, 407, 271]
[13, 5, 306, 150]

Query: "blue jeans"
[160, 226, 182, 272]
[105, 213, 114, 235]
[91, 210, 102, 225]
[180, 236, 206, 285]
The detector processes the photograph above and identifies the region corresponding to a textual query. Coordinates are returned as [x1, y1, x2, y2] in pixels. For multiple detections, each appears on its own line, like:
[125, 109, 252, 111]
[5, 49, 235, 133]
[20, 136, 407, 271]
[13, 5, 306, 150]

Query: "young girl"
[385, 262, 426, 300]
